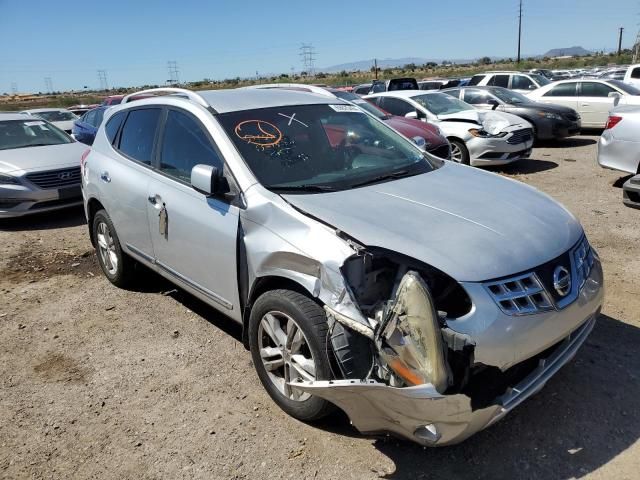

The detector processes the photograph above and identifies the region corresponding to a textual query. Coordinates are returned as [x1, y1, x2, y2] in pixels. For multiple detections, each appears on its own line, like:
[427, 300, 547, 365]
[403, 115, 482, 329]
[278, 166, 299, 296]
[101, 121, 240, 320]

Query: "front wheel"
[249, 289, 335, 421]
[449, 139, 470, 165]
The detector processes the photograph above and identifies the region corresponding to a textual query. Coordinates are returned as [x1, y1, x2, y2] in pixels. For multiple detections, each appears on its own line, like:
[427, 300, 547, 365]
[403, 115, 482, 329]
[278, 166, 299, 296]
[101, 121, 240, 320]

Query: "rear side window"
[631, 67, 640, 79]
[487, 75, 509, 88]
[117, 109, 161, 164]
[105, 111, 125, 144]
[380, 97, 415, 116]
[159, 110, 223, 182]
[467, 75, 486, 86]
[580, 82, 615, 97]
[544, 83, 577, 97]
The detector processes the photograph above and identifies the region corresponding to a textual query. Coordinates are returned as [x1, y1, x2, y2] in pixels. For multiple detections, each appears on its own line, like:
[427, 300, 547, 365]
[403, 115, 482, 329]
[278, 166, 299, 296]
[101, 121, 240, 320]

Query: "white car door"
[146, 107, 241, 318]
[536, 82, 579, 111]
[578, 82, 618, 128]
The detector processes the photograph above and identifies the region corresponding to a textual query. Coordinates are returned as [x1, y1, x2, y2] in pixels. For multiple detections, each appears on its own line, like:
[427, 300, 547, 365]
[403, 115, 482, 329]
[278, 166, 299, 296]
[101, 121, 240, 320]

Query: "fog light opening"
[414, 424, 441, 444]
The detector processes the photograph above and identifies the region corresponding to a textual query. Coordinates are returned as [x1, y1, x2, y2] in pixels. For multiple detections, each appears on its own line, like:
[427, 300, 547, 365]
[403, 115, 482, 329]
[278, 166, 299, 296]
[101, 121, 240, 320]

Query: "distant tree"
[316, 72, 327, 79]
[403, 63, 417, 71]
[479, 56, 492, 65]
[300, 71, 308, 76]
[279, 73, 289, 78]
[339, 70, 348, 77]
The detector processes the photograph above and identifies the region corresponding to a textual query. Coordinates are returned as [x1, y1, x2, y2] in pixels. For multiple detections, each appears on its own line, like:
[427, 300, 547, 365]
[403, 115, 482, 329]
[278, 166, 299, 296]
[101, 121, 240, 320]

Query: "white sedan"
[526, 79, 640, 128]
[20, 108, 79, 134]
[365, 91, 534, 166]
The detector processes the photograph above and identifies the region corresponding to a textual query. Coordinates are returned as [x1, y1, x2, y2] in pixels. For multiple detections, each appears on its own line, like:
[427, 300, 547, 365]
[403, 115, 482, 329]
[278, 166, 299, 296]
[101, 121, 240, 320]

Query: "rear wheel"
[449, 139, 470, 165]
[92, 210, 135, 288]
[249, 289, 334, 421]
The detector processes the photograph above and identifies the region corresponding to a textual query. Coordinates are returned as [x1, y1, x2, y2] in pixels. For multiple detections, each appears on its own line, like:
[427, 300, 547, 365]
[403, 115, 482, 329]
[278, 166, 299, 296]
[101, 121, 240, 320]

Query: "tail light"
[80, 148, 91, 176]
[604, 116, 622, 130]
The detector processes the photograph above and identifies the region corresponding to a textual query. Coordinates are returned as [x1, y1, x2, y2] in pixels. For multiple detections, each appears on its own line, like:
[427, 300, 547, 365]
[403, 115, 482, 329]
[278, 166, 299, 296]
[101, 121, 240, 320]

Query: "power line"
[167, 60, 180, 85]
[97, 69, 109, 90]
[517, 0, 523, 64]
[44, 77, 53, 93]
[299, 44, 317, 76]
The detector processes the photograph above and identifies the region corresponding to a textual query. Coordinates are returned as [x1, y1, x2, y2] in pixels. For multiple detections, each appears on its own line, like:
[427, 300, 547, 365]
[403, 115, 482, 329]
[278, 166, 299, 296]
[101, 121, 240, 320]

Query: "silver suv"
[82, 88, 603, 446]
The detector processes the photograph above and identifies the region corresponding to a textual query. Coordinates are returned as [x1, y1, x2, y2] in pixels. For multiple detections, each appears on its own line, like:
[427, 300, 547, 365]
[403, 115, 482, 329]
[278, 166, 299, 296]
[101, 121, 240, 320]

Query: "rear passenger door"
[103, 108, 161, 261]
[578, 81, 617, 128]
[146, 107, 241, 315]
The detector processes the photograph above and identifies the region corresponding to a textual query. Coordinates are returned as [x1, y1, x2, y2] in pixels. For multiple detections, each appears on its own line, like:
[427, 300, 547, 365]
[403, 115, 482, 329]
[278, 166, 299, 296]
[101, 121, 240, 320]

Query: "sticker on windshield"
[234, 120, 282, 147]
[329, 104, 362, 113]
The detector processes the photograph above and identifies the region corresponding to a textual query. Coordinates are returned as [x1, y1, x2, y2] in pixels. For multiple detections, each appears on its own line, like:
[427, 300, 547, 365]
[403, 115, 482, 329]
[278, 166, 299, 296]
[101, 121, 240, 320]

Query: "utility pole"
[633, 29, 640, 63]
[374, 58, 378, 79]
[618, 27, 624, 56]
[97, 70, 109, 91]
[299, 44, 317, 77]
[167, 61, 180, 85]
[44, 77, 53, 94]
[517, 0, 523, 64]
[10, 82, 18, 95]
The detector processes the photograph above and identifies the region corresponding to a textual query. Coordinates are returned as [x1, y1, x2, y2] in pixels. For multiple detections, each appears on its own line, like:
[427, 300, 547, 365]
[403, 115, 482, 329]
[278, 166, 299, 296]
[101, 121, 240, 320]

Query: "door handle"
[100, 171, 111, 183]
[148, 195, 157, 205]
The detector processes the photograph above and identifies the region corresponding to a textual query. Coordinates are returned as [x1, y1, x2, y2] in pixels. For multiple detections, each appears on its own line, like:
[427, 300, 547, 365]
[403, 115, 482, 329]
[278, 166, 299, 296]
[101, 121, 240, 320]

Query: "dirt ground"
[1, 135, 639, 480]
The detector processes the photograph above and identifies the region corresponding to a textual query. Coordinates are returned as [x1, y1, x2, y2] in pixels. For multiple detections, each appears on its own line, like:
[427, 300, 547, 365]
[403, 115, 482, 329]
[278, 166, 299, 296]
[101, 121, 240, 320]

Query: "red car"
[330, 89, 450, 159]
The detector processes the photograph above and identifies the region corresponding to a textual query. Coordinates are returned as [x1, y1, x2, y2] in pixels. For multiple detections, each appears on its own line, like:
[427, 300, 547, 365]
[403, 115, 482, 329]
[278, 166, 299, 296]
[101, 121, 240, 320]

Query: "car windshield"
[410, 93, 472, 115]
[490, 87, 532, 104]
[31, 110, 77, 122]
[218, 104, 437, 192]
[0, 119, 73, 150]
[529, 74, 551, 86]
[609, 80, 640, 95]
[332, 91, 387, 119]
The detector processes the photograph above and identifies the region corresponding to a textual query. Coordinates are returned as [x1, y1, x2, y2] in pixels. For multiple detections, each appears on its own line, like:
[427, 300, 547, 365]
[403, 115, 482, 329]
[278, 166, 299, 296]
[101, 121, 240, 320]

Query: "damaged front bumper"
[294, 314, 596, 446]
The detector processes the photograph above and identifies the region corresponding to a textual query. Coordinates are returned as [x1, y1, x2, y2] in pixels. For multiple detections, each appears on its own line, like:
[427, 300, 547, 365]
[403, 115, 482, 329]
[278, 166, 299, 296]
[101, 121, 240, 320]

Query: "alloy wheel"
[450, 143, 463, 163]
[96, 221, 118, 276]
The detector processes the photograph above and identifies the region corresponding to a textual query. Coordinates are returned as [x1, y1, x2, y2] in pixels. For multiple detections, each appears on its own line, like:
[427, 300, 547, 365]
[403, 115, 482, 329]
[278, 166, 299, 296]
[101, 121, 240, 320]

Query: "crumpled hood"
[0, 142, 86, 174]
[438, 109, 529, 134]
[283, 163, 583, 282]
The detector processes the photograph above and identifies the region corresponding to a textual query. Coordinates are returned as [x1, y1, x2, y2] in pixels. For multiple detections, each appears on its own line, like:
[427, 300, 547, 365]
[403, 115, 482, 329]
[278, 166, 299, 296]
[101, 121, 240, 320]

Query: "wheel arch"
[86, 197, 106, 247]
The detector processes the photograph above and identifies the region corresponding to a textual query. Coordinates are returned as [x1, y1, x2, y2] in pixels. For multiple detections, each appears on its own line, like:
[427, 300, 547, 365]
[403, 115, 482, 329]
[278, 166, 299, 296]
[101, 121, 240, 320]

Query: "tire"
[249, 289, 335, 421]
[92, 209, 135, 288]
[449, 139, 470, 165]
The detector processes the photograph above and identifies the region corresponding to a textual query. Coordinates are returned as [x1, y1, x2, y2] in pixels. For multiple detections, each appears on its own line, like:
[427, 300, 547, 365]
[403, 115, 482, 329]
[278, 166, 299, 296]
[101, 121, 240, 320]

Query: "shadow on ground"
[0, 206, 86, 231]
[488, 158, 558, 174]
[537, 137, 597, 148]
[613, 175, 633, 188]
[370, 314, 638, 479]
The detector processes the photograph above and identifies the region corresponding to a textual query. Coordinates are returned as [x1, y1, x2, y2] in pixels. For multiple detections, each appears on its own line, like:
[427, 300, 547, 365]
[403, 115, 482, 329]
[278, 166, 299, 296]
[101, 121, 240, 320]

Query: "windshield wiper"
[348, 169, 412, 189]
[269, 184, 337, 192]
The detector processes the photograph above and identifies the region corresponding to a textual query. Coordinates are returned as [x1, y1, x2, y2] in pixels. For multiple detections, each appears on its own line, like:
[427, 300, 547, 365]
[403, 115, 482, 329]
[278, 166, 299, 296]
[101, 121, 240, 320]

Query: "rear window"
[467, 75, 486, 86]
[117, 109, 161, 164]
[32, 110, 77, 122]
[387, 78, 418, 91]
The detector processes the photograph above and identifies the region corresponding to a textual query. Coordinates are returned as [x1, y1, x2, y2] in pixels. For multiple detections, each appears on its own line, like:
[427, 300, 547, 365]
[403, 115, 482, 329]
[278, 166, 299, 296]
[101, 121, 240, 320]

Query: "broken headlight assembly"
[468, 128, 507, 138]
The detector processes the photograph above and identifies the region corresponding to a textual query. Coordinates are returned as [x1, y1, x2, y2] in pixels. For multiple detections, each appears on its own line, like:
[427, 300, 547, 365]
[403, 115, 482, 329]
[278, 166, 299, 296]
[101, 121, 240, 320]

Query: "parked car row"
[76, 87, 602, 447]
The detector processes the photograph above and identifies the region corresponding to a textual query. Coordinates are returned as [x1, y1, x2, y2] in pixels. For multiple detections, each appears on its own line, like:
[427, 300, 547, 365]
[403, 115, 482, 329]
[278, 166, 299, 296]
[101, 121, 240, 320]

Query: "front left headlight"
[0, 174, 20, 185]
[468, 128, 507, 138]
[538, 111, 563, 121]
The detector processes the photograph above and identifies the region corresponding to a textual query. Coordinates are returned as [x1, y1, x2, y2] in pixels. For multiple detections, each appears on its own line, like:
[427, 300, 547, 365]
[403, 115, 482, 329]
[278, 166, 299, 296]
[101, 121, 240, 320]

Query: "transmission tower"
[97, 70, 109, 90]
[10, 82, 18, 95]
[167, 61, 180, 85]
[299, 44, 317, 76]
[44, 77, 53, 93]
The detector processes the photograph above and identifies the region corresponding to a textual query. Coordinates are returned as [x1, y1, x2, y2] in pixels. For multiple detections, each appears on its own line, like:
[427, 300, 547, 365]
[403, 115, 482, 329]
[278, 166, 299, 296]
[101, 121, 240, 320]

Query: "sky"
[0, 0, 638, 93]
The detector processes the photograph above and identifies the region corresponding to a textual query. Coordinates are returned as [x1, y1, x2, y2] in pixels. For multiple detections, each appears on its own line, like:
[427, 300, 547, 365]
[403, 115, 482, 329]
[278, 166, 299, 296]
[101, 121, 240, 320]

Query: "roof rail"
[242, 83, 335, 98]
[121, 88, 209, 108]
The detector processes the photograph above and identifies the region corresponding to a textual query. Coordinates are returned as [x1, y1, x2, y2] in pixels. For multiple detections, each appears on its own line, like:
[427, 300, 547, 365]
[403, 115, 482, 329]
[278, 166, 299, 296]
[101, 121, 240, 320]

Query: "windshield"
[31, 110, 77, 122]
[490, 87, 532, 104]
[411, 93, 473, 116]
[529, 74, 551, 86]
[0, 119, 73, 150]
[218, 104, 436, 192]
[609, 80, 640, 95]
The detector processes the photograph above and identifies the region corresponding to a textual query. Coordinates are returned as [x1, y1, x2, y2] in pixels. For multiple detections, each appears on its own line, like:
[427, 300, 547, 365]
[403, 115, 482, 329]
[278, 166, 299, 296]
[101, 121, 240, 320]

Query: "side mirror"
[405, 111, 418, 119]
[412, 136, 427, 150]
[487, 99, 500, 110]
[191, 164, 229, 197]
[608, 91, 621, 106]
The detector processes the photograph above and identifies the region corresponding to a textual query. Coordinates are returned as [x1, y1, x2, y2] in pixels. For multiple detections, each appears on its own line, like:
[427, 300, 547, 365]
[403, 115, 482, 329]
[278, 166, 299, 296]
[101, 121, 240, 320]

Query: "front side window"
[117, 108, 161, 164]
[411, 92, 472, 115]
[217, 104, 436, 192]
[380, 97, 415, 116]
[159, 110, 223, 182]
[580, 82, 615, 97]
[544, 83, 577, 97]
[0, 119, 72, 150]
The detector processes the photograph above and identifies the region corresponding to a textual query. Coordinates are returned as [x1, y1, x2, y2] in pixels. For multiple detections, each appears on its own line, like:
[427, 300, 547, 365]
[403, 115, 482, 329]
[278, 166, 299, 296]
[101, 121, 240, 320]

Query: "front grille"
[484, 236, 596, 315]
[506, 128, 533, 145]
[428, 144, 451, 160]
[485, 272, 554, 315]
[26, 167, 81, 189]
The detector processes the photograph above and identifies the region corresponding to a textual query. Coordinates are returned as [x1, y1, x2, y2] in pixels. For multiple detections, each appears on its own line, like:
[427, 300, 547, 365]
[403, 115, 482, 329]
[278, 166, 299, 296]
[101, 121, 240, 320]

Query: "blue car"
[72, 106, 108, 145]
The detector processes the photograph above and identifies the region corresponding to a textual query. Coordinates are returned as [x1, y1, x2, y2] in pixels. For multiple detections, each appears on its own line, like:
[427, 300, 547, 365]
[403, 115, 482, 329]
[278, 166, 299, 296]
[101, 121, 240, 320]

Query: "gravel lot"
[1, 134, 638, 480]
